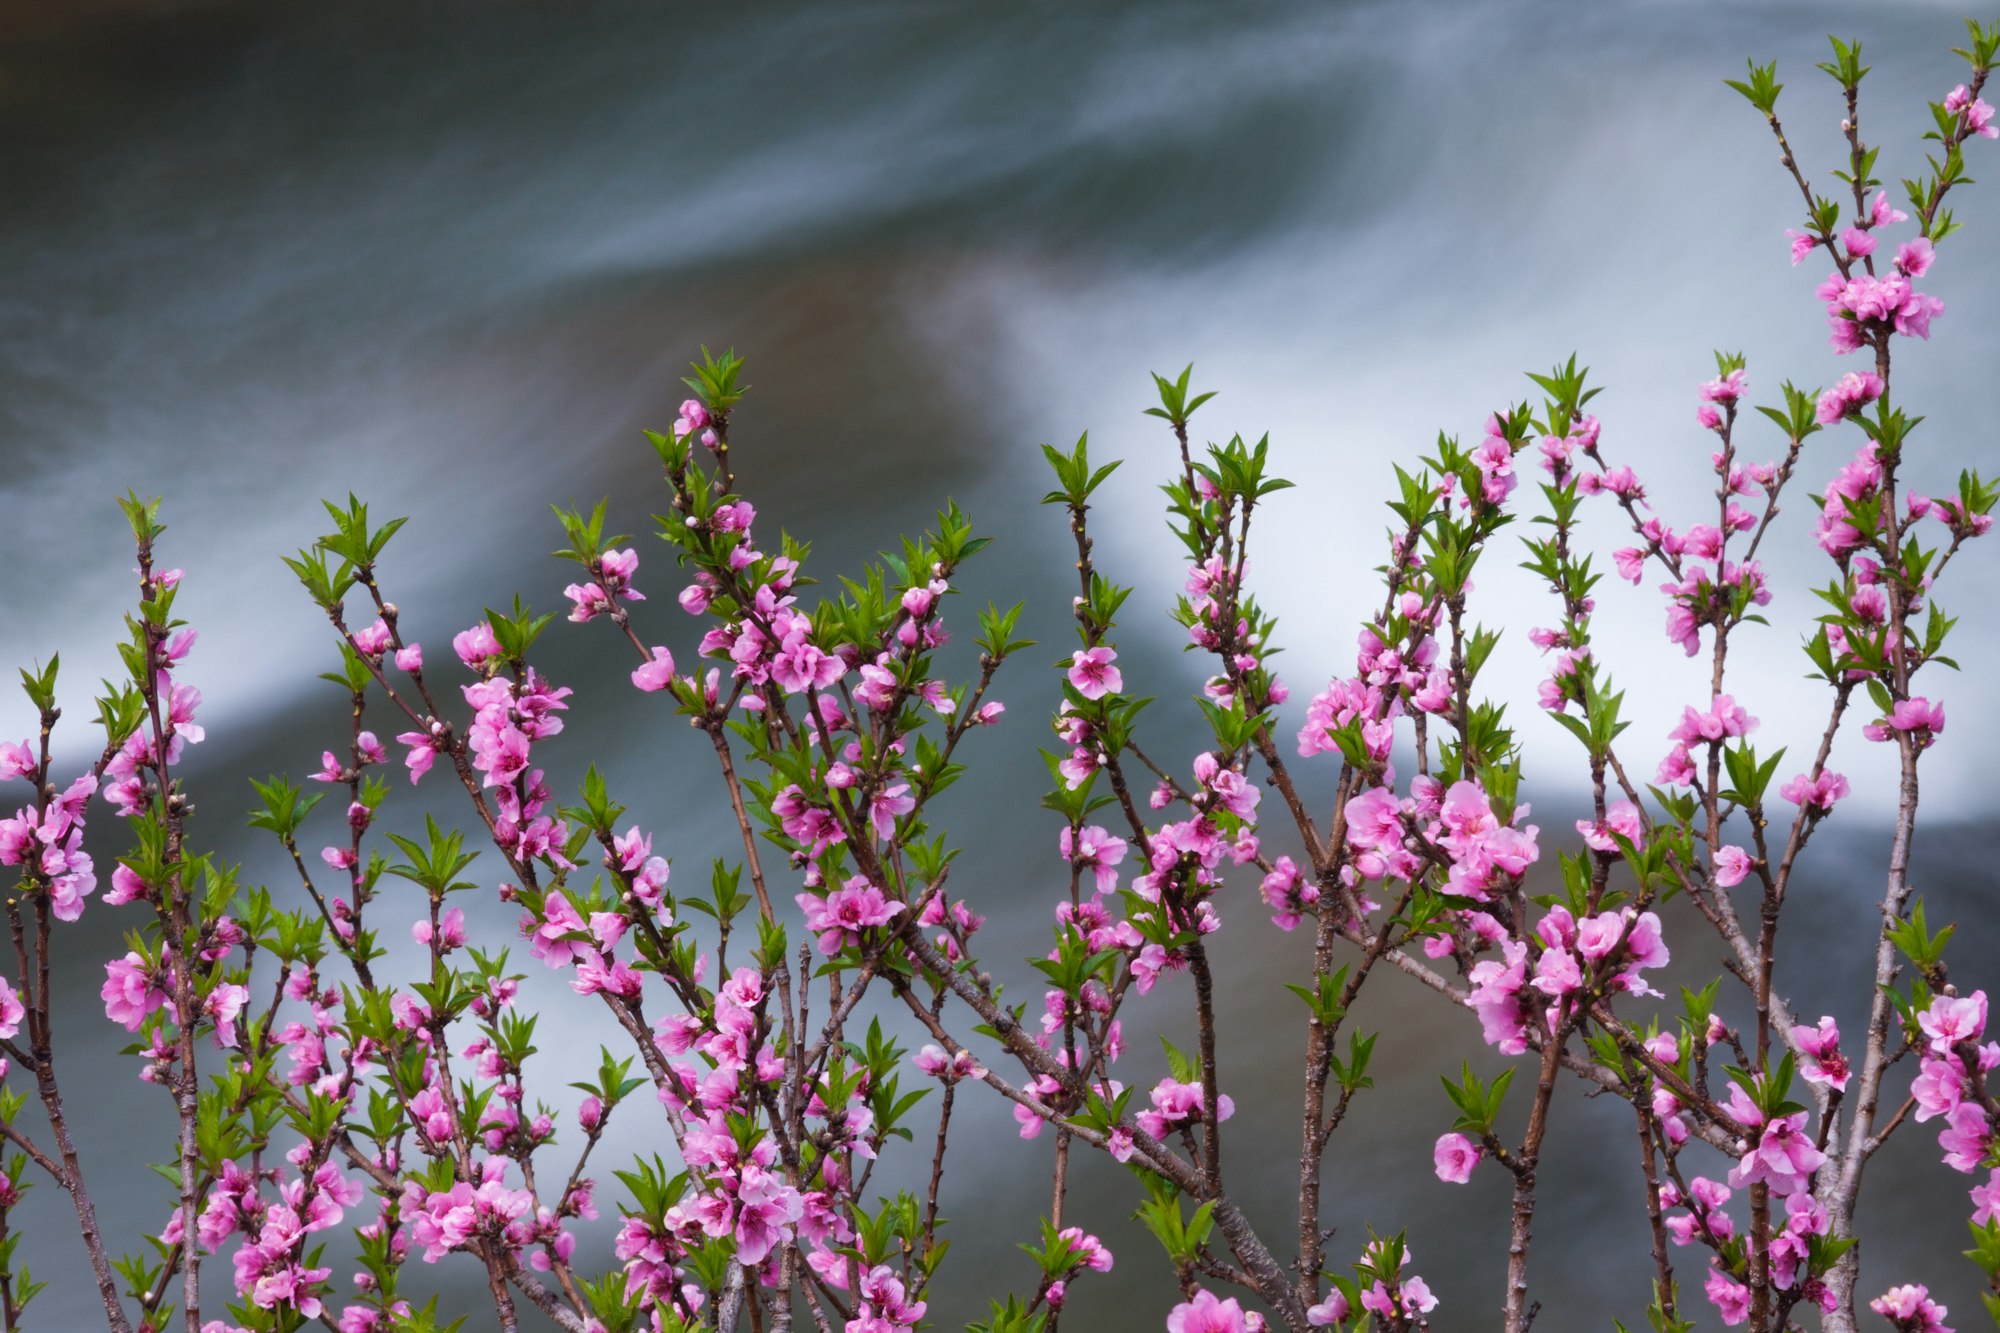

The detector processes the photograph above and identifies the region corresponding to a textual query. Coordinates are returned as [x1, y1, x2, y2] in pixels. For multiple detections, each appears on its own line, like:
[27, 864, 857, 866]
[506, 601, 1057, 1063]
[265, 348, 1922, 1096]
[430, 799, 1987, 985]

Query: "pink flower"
[1668, 695, 1757, 746]
[869, 783, 915, 841]
[1656, 743, 1696, 786]
[1913, 1053, 1966, 1122]
[1815, 371, 1885, 425]
[797, 878, 903, 956]
[1698, 368, 1747, 404]
[1471, 432, 1518, 505]
[1871, 1283, 1953, 1332]
[1259, 856, 1319, 931]
[1868, 191, 1910, 228]
[1919, 991, 1987, 1053]
[1576, 910, 1626, 963]
[1780, 770, 1849, 815]
[1360, 1273, 1437, 1320]
[731, 1164, 804, 1266]
[206, 983, 249, 1048]
[395, 729, 441, 785]
[1874, 697, 1946, 746]
[1576, 800, 1643, 854]
[1622, 911, 1669, 974]
[1712, 844, 1752, 889]
[1728, 1113, 1826, 1196]
[631, 647, 676, 693]
[1345, 787, 1406, 854]
[1896, 237, 1936, 278]
[1468, 942, 1531, 1055]
[102, 952, 166, 1032]
[412, 907, 468, 951]
[1306, 1290, 1350, 1327]
[0, 978, 21, 1040]
[770, 634, 843, 695]
[1973, 1168, 2000, 1225]
[1433, 1132, 1482, 1183]
[452, 623, 503, 670]
[1060, 824, 1129, 894]
[1166, 1289, 1262, 1333]
[1706, 1267, 1751, 1326]
[1532, 945, 1582, 997]
[1938, 1101, 1990, 1173]
[1067, 647, 1123, 701]
[1793, 1016, 1850, 1091]
[351, 619, 393, 656]
[0, 741, 33, 783]
[1947, 81, 1999, 138]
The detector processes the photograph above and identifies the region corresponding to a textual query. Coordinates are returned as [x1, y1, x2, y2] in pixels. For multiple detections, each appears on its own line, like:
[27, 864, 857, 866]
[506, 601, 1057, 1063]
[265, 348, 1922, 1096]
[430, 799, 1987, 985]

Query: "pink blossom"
[1306, 1290, 1350, 1327]
[1937, 1101, 1990, 1173]
[1913, 1052, 1967, 1122]
[869, 783, 915, 841]
[731, 1164, 804, 1265]
[0, 741, 32, 783]
[1816, 370, 1886, 425]
[0, 978, 21, 1040]
[1728, 1113, 1825, 1195]
[1360, 1273, 1437, 1320]
[797, 878, 903, 956]
[394, 729, 441, 785]
[1973, 1168, 2000, 1225]
[1259, 856, 1319, 931]
[1433, 1132, 1482, 1182]
[1576, 800, 1643, 854]
[1780, 769, 1849, 814]
[1873, 697, 1946, 746]
[1468, 941, 1531, 1055]
[1871, 1282, 1953, 1332]
[1947, 81, 1999, 137]
[1668, 695, 1757, 746]
[1166, 1289, 1263, 1333]
[1896, 236, 1936, 278]
[351, 619, 393, 656]
[1868, 191, 1910, 228]
[1919, 992, 1988, 1053]
[102, 952, 166, 1031]
[1713, 845, 1752, 889]
[631, 646, 676, 693]
[205, 983, 249, 1048]
[452, 623, 503, 670]
[1345, 787, 1406, 855]
[1706, 1267, 1751, 1326]
[1656, 743, 1696, 786]
[1793, 1016, 1850, 1091]
[1061, 824, 1129, 894]
[1471, 432, 1517, 505]
[1067, 647, 1123, 700]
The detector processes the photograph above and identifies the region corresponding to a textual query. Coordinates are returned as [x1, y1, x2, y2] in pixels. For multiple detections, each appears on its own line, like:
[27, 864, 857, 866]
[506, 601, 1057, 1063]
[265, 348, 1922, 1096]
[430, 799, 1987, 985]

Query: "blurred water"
[3, 0, 1998, 1328]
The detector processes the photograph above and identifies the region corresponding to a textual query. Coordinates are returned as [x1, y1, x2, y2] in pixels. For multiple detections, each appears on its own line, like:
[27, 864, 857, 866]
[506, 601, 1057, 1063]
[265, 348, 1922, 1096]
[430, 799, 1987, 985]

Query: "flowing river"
[3, 2, 1996, 1327]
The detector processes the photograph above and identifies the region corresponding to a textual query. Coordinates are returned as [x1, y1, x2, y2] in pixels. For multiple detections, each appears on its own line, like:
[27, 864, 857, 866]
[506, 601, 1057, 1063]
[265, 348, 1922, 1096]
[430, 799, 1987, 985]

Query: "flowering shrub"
[5, 24, 2000, 1333]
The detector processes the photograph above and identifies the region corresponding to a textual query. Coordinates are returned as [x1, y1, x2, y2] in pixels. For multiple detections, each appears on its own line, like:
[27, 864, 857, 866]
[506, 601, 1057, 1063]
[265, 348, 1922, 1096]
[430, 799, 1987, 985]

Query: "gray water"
[4, 1, 1999, 1328]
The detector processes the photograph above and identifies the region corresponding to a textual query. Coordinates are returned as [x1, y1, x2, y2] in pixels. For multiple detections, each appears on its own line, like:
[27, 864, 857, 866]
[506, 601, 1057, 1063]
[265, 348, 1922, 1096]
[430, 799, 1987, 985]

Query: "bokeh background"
[3, 1, 1998, 1328]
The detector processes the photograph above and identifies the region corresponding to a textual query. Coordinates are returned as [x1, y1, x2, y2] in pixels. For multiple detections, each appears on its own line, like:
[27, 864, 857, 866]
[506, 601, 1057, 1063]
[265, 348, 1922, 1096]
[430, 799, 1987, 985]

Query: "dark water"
[4, 1, 1999, 1328]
